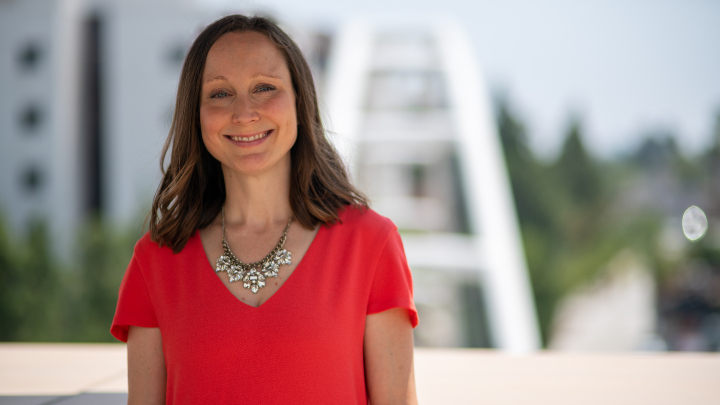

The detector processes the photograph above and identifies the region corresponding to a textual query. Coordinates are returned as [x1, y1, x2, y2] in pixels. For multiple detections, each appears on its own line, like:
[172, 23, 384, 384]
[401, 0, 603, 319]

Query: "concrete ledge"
[1, 344, 719, 404]
[415, 349, 720, 405]
[0, 344, 127, 396]
[0, 393, 127, 405]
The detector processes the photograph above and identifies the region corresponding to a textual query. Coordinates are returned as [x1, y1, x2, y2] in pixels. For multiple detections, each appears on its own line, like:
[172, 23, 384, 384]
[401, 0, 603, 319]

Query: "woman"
[111, 14, 418, 405]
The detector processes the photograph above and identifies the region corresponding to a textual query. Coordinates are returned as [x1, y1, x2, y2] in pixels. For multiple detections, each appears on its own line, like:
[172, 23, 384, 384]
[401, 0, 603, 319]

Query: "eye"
[254, 84, 276, 93]
[210, 90, 230, 99]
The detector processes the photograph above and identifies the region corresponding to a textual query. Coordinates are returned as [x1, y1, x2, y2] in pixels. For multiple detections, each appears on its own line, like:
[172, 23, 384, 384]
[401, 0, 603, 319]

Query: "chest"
[199, 222, 319, 307]
[147, 230, 375, 365]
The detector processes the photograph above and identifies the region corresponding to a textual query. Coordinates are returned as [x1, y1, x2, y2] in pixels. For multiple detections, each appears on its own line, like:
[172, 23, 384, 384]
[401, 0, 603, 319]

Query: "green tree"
[0, 219, 65, 341]
[0, 213, 140, 342]
[553, 117, 603, 209]
[70, 218, 139, 341]
[496, 99, 663, 345]
[495, 96, 566, 343]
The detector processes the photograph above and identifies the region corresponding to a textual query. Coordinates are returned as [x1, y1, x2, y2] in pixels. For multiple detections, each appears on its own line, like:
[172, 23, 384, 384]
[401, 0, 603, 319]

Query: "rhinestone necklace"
[215, 206, 292, 294]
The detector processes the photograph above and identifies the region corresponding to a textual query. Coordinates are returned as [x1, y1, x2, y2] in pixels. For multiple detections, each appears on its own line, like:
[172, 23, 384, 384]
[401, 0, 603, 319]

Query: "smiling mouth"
[228, 130, 271, 142]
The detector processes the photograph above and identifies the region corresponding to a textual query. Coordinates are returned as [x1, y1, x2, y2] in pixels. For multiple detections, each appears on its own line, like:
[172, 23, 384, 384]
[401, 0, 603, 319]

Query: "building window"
[411, 163, 426, 197]
[18, 42, 42, 71]
[167, 44, 186, 66]
[366, 71, 447, 110]
[19, 104, 42, 132]
[20, 165, 43, 194]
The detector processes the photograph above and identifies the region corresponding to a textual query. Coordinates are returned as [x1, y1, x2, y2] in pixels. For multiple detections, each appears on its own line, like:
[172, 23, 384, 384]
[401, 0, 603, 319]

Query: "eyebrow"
[203, 73, 285, 84]
[204, 75, 228, 84]
[252, 72, 284, 81]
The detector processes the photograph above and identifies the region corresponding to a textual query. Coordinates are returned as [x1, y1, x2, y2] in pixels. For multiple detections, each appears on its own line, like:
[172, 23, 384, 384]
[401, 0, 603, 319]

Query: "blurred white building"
[325, 22, 541, 352]
[0, 0, 85, 255]
[0, 0, 211, 254]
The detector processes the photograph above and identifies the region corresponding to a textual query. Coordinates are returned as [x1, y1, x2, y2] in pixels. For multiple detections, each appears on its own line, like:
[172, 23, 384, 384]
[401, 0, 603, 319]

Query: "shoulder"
[133, 231, 194, 261]
[330, 205, 397, 242]
[337, 205, 396, 230]
[128, 231, 201, 282]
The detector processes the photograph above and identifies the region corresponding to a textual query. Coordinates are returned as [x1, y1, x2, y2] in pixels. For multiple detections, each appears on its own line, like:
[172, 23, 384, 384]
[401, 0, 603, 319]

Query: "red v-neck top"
[111, 207, 418, 404]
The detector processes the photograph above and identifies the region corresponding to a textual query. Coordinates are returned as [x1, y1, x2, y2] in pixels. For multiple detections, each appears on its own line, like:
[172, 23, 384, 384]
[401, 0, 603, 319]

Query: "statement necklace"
[215, 206, 292, 294]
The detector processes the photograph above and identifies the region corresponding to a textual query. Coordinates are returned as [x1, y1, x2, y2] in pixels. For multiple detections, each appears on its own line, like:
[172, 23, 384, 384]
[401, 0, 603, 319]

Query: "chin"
[229, 158, 285, 178]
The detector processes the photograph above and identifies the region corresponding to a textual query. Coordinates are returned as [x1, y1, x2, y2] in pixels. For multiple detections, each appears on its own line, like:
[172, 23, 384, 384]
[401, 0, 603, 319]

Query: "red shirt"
[111, 207, 418, 404]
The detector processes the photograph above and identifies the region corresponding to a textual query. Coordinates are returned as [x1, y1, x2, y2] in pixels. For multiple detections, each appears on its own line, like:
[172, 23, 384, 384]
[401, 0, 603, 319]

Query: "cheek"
[200, 105, 230, 146]
[199, 107, 222, 155]
[200, 106, 221, 133]
[283, 106, 298, 145]
[267, 95, 297, 128]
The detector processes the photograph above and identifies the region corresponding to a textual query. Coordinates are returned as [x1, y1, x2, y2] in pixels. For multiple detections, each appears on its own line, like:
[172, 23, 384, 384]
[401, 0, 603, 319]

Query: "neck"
[221, 157, 293, 228]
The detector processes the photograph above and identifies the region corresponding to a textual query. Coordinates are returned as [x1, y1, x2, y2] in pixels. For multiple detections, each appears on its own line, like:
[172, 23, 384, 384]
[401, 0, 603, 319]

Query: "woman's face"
[200, 31, 297, 178]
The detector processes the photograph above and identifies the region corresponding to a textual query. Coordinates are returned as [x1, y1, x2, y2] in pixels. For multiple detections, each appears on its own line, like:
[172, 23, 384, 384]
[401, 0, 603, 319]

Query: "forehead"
[203, 31, 290, 80]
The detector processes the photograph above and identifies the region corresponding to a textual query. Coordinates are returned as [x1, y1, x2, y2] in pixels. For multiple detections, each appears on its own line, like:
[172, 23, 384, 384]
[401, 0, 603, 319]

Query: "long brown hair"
[150, 15, 367, 253]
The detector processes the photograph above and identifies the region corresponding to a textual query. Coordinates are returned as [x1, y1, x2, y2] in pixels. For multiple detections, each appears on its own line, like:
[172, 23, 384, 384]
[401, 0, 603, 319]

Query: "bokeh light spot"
[682, 205, 708, 242]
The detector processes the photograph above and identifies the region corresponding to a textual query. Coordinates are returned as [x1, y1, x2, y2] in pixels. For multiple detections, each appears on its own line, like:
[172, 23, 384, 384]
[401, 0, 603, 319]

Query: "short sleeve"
[366, 230, 419, 328]
[110, 253, 159, 342]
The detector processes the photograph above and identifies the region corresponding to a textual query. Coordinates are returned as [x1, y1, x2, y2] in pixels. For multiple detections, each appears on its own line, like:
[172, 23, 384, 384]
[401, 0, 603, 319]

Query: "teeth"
[230, 131, 269, 142]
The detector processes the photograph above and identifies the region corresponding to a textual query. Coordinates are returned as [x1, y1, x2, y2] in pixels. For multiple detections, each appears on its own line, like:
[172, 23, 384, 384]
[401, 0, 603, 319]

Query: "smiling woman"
[110, 14, 418, 405]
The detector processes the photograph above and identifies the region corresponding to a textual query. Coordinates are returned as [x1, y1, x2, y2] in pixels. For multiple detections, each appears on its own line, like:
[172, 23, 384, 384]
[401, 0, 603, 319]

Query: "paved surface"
[1, 344, 719, 404]
[0, 394, 127, 405]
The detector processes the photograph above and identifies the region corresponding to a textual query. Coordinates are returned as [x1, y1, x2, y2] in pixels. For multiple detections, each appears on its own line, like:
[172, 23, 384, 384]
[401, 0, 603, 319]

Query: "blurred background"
[1, 0, 719, 353]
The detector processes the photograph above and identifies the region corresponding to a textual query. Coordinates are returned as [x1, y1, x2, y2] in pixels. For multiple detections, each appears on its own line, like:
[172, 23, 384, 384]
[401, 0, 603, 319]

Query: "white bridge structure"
[325, 21, 540, 352]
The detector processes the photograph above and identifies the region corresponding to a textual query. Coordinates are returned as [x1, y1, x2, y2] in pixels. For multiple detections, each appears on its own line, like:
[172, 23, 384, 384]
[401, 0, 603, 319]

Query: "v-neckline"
[195, 223, 326, 309]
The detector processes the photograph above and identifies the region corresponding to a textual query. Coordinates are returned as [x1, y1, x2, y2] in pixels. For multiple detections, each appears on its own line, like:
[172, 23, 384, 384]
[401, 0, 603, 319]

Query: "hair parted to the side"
[150, 14, 368, 253]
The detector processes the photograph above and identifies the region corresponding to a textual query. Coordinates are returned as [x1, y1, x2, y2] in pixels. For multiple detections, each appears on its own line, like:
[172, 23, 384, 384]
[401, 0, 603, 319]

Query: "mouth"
[226, 130, 272, 142]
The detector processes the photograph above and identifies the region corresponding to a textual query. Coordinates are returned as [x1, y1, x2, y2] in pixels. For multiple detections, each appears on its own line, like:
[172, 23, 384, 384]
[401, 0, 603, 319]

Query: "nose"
[232, 96, 260, 124]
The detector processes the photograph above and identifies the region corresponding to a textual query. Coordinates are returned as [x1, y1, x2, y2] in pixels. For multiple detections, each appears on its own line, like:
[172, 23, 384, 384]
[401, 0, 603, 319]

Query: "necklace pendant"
[216, 255, 231, 274]
[243, 266, 265, 293]
[275, 249, 292, 266]
[228, 265, 243, 283]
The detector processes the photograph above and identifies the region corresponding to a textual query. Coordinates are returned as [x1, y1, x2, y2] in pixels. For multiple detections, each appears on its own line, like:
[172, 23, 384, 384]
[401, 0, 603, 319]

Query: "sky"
[199, 0, 720, 159]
